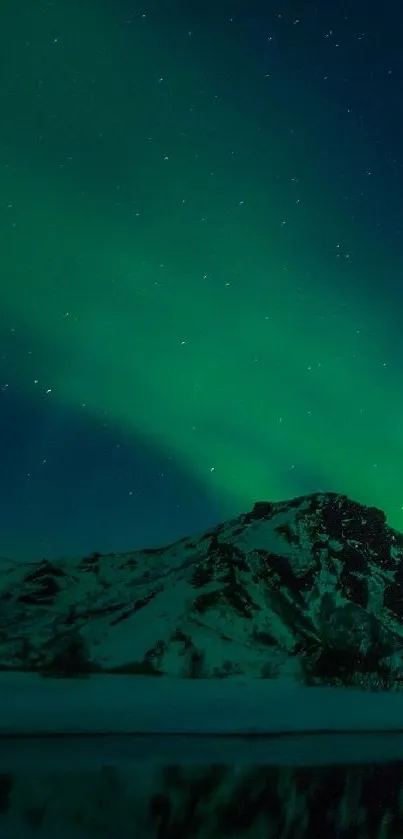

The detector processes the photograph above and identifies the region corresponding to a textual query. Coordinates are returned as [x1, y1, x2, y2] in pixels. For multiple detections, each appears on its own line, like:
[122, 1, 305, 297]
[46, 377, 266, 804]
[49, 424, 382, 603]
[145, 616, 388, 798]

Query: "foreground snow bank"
[1, 676, 403, 837]
[1, 673, 403, 767]
[2, 672, 403, 736]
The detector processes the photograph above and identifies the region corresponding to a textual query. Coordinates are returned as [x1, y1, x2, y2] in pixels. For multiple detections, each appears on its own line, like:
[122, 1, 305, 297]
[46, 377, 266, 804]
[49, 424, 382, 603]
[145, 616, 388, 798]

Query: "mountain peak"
[1, 491, 402, 689]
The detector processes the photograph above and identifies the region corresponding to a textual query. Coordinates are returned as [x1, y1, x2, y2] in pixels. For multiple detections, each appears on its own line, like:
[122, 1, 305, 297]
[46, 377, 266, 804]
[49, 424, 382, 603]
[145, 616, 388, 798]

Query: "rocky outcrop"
[1, 759, 403, 838]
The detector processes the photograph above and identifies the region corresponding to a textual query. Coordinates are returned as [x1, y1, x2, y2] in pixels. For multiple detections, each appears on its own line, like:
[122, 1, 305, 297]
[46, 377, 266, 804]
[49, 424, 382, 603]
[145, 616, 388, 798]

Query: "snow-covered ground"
[3, 672, 403, 736]
[2, 673, 403, 839]
[1, 673, 403, 768]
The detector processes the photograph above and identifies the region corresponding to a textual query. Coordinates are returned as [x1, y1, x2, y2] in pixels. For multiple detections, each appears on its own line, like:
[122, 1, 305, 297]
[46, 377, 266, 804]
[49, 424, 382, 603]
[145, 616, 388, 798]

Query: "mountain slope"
[1, 491, 403, 689]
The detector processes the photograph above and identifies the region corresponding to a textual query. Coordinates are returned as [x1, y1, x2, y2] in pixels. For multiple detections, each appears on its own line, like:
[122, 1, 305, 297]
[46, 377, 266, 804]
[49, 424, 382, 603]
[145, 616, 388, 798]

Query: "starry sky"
[1, 0, 403, 560]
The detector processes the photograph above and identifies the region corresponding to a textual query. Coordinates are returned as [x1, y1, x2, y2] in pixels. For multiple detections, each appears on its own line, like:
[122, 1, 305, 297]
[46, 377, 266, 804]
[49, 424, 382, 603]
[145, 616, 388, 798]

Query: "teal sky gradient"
[1, 0, 403, 556]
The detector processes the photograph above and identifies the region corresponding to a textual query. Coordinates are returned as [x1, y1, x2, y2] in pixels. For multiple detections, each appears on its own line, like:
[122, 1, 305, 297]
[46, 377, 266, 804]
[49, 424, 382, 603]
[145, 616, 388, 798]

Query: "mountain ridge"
[1, 491, 403, 690]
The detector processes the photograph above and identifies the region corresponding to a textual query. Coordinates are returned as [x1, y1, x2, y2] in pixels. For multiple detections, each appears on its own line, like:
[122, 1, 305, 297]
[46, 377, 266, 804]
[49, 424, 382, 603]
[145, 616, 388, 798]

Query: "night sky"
[1, 0, 403, 560]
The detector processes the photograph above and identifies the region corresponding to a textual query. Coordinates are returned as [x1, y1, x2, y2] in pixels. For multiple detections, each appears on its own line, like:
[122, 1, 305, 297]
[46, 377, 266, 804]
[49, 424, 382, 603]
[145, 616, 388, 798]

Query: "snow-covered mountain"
[2, 490, 403, 690]
[2, 491, 403, 839]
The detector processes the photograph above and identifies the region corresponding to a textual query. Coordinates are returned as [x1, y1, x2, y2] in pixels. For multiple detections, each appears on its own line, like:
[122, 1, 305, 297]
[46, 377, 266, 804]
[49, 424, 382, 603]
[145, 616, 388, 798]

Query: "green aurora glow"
[2, 0, 403, 533]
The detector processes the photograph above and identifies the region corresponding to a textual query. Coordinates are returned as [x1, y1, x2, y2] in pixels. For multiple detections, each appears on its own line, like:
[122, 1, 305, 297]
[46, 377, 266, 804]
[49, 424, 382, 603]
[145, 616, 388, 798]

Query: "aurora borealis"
[1, 0, 403, 558]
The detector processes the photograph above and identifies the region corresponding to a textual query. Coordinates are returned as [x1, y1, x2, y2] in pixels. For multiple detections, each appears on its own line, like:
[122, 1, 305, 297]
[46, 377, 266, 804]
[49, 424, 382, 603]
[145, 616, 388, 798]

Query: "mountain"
[3, 491, 403, 839]
[1, 490, 403, 690]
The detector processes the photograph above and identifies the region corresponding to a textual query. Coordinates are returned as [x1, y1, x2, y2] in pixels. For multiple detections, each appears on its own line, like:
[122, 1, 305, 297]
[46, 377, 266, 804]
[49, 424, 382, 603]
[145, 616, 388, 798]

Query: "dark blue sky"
[1, 0, 403, 559]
